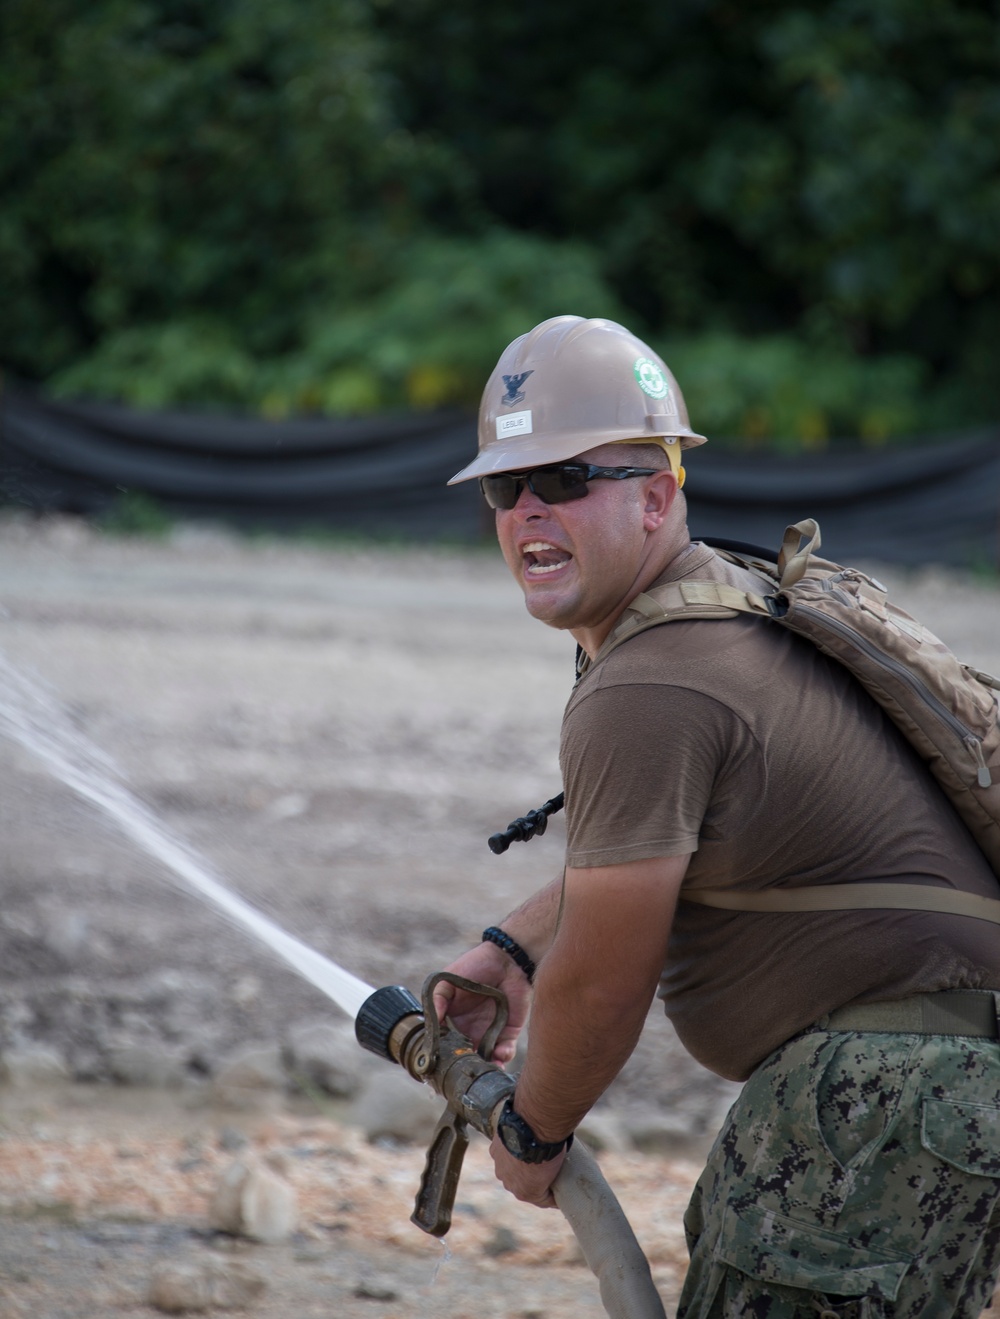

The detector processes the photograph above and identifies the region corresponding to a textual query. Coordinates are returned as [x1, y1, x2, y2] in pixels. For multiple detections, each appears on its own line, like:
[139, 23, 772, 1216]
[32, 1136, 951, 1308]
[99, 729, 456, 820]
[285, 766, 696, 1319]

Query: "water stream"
[0, 651, 374, 1020]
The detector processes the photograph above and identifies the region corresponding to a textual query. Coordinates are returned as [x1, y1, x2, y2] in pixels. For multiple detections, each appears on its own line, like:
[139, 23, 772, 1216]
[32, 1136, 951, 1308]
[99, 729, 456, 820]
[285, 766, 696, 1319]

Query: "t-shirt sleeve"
[560, 680, 761, 869]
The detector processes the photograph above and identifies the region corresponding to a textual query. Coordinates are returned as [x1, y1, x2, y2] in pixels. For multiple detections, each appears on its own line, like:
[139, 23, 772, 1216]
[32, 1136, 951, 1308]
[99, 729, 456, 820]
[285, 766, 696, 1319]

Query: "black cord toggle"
[487, 792, 565, 854]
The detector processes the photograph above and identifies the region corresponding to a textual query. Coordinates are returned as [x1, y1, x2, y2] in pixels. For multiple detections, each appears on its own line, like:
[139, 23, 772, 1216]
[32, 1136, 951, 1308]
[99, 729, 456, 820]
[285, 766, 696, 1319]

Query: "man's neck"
[571, 536, 696, 659]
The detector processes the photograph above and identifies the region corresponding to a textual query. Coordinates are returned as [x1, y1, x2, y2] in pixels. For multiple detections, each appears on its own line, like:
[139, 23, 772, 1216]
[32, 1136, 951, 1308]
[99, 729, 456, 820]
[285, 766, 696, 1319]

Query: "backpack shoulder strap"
[584, 577, 772, 676]
[587, 521, 825, 672]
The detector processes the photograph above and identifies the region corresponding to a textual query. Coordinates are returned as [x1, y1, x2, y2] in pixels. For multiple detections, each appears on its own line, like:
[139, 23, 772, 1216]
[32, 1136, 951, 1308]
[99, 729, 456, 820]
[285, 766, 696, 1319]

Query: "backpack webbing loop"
[682, 881, 1000, 925]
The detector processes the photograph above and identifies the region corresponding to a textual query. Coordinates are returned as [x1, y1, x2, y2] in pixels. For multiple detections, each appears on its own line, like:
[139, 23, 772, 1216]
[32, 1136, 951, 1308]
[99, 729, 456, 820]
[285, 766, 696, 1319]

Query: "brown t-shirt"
[561, 543, 1000, 1081]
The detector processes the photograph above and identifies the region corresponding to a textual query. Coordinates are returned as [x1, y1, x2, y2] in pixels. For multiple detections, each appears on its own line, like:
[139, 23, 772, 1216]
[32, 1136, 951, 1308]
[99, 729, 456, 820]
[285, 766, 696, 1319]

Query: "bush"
[660, 333, 931, 450]
[99, 491, 173, 537]
[51, 231, 625, 416]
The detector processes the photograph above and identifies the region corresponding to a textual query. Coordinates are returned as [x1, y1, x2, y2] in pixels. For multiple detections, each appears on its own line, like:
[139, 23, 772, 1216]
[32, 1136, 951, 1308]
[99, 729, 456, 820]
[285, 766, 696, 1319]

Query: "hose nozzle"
[353, 973, 515, 1236]
[353, 974, 667, 1314]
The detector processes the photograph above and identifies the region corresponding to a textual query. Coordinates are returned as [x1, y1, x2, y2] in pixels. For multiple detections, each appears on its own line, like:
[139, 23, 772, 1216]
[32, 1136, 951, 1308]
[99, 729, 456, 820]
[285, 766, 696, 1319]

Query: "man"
[435, 315, 1000, 1317]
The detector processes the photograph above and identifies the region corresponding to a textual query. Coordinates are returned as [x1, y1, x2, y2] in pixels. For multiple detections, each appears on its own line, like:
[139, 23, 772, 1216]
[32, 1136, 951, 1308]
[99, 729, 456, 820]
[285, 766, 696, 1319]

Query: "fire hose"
[355, 972, 666, 1319]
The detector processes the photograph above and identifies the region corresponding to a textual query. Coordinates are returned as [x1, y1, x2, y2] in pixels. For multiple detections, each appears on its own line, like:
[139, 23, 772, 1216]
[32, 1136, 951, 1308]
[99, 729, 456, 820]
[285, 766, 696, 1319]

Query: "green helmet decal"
[634, 357, 671, 403]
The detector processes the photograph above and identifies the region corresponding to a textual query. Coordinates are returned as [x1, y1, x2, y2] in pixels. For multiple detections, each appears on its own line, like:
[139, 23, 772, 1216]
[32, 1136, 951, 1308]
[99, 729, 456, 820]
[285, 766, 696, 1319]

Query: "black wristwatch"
[496, 1099, 573, 1164]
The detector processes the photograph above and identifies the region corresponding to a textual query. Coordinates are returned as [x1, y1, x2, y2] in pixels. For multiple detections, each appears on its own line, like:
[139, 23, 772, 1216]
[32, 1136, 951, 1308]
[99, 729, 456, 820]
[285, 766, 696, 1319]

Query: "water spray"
[0, 652, 372, 1019]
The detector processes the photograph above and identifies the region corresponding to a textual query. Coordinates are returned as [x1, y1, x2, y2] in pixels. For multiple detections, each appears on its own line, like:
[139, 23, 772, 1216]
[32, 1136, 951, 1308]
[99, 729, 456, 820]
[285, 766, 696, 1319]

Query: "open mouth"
[523, 541, 572, 577]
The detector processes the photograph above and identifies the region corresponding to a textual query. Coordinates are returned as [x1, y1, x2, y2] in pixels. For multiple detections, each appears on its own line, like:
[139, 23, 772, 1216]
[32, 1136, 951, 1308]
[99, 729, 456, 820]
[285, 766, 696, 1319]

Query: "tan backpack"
[589, 519, 1000, 921]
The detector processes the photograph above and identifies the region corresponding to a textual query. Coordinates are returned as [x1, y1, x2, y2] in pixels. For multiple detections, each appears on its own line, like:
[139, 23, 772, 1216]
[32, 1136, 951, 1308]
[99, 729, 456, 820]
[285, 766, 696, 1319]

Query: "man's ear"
[641, 470, 677, 532]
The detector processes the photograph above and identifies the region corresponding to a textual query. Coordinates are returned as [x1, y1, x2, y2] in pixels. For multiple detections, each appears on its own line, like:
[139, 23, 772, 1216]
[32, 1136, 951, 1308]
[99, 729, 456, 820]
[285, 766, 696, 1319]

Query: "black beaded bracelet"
[482, 926, 536, 984]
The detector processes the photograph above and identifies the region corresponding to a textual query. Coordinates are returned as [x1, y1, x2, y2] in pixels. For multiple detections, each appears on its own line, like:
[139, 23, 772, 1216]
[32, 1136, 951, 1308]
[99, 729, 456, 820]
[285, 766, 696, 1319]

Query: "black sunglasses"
[479, 462, 658, 511]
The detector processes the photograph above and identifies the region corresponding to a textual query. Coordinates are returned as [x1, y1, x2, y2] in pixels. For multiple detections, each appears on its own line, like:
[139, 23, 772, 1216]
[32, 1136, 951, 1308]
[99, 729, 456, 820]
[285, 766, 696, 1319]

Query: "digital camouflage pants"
[678, 1027, 1000, 1318]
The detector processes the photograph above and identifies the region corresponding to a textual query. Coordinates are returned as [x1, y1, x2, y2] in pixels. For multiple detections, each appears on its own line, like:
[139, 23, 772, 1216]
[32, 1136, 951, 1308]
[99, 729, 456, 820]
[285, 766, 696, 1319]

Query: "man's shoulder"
[578, 608, 791, 694]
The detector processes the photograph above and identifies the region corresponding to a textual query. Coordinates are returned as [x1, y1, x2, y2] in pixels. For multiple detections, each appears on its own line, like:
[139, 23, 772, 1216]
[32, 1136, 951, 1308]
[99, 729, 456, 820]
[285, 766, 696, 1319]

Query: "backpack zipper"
[781, 600, 994, 789]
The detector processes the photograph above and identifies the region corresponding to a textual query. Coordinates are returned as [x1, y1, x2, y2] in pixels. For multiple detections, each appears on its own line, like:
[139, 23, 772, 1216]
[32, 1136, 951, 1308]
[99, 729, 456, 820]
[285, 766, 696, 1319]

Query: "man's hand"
[432, 875, 565, 1064]
[488, 1134, 566, 1208]
[432, 941, 530, 1066]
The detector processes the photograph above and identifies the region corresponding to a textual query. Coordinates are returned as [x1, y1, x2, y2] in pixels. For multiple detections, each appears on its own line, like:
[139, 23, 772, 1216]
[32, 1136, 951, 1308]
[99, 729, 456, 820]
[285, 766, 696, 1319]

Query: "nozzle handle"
[420, 971, 509, 1065]
[411, 1108, 470, 1237]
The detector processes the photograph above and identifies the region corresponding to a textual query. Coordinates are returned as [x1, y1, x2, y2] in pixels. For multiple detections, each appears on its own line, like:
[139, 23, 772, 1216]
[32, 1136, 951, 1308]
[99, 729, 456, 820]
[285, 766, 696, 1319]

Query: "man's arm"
[491, 853, 689, 1206]
[433, 873, 564, 1066]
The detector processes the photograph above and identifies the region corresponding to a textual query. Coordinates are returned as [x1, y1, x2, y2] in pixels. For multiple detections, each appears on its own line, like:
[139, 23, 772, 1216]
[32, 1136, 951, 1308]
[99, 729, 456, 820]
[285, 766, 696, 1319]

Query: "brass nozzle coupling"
[355, 974, 512, 1114]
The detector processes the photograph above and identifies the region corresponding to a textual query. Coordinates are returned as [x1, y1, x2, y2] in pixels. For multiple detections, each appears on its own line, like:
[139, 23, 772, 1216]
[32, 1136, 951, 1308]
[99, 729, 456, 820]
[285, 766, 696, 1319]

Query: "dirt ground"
[0, 1082, 702, 1318]
[0, 512, 998, 1317]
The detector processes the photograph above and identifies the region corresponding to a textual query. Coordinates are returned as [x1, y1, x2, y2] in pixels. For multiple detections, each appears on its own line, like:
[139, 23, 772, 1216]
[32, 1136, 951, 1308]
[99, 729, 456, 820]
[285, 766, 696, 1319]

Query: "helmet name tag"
[496, 409, 533, 439]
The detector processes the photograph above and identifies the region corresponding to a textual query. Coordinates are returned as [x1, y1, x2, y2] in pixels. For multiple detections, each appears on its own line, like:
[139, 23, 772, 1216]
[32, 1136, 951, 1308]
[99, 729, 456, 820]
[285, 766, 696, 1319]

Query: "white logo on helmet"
[496, 409, 533, 439]
[634, 357, 672, 404]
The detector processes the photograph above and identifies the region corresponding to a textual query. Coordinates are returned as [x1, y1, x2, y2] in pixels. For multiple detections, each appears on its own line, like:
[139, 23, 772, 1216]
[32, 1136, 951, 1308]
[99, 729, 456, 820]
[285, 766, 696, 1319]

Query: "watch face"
[501, 1118, 532, 1160]
[498, 1103, 563, 1163]
[498, 1107, 531, 1158]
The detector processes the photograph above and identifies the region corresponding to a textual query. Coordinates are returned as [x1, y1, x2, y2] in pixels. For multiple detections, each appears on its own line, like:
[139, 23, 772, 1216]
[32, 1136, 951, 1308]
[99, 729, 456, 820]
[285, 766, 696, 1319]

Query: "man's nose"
[510, 480, 548, 517]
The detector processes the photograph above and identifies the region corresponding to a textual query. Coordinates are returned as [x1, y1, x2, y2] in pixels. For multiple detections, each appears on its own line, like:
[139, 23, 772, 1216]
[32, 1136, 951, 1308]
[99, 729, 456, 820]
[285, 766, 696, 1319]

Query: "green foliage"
[0, 0, 442, 375]
[662, 334, 931, 450]
[99, 490, 173, 537]
[2, 0, 998, 448]
[52, 320, 258, 409]
[258, 232, 624, 415]
[375, 0, 1000, 426]
[53, 231, 623, 415]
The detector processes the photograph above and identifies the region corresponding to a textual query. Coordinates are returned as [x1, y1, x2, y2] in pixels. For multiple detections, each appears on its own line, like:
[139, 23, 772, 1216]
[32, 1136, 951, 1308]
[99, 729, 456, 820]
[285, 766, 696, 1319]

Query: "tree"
[376, 0, 1000, 424]
[0, 0, 435, 379]
[2, 0, 997, 441]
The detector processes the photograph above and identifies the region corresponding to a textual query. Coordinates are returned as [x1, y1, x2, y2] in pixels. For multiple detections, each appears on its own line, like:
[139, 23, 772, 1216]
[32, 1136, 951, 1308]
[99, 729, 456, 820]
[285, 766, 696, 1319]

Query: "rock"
[229, 976, 261, 1009]
[36, 903, 89, 960]
[217, 1126, 249, 1153]
[41, 514, 92, 552]
[108, 1044, 188, 1089]
[208, 1156, 298, 1244]
[351, 1068, 443, 1145]
[264, 793, 309, 821]
[0, 1044, 70, 1089]
[622, 1109, 702, 1155]
[575, 1111, 632, 1154]
[483, 1225, 521, 1257]
[211, 1043, 286, 1108]
[213, 1042, 285, 1089]
[148, 1257, 266, 1312]
[70, 1049, 105, 1082]
[353, 1277, 399, 1301]
[284, 1018, 367, 1098]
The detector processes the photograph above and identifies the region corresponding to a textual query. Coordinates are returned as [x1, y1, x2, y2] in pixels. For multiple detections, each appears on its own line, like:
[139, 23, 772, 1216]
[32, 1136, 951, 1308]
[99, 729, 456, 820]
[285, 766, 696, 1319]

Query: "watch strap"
[496, 1099, 573, 1164]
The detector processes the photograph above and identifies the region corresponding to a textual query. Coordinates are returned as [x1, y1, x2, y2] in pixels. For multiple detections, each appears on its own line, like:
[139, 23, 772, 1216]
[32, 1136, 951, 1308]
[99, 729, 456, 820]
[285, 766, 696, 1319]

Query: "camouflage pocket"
[814, 1033, 912, 1173]
[921, 1098, 1000, 1178]
[709, 1202, 911, 1318]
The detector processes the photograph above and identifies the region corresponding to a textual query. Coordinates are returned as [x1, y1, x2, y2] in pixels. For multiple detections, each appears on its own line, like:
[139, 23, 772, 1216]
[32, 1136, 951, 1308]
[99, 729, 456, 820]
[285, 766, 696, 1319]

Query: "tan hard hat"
[448, 315, 707, 485]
